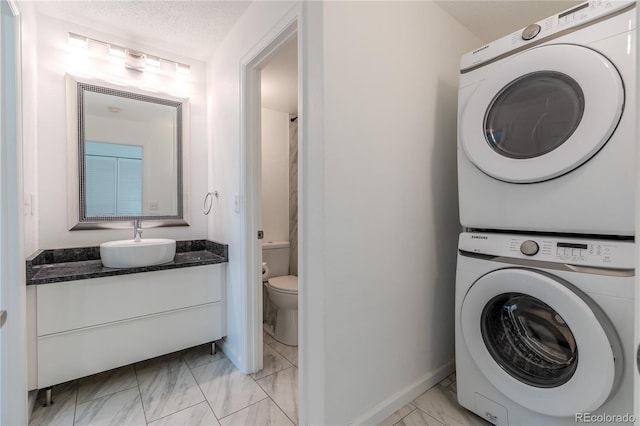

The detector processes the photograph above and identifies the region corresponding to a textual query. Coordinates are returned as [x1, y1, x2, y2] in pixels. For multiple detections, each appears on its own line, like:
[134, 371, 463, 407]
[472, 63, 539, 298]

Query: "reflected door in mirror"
[85, 142, 143, 216]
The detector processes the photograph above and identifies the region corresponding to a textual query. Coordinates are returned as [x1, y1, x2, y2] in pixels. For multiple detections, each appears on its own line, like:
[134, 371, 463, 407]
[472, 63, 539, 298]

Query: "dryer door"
[459, 44, 624, 183]
[460, 268, 618, 417]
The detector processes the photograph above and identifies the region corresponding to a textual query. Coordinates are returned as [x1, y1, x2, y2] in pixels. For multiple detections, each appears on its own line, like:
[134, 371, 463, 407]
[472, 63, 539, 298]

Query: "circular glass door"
[460, 268, 618, 416]
[485, 72, 584, 159]
[481, 292, 578, 388]
[459, 44, 624, 183]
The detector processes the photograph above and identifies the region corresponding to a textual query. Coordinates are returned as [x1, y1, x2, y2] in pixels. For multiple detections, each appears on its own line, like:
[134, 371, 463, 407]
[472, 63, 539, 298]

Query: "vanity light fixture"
[176, 63, 191, 76]
[67, 32, 191, 76]
[124, 50, 146, 72]
[68, 32, 88, 48]
[109, 45, 126, 59]
[145, 56, 161, 68]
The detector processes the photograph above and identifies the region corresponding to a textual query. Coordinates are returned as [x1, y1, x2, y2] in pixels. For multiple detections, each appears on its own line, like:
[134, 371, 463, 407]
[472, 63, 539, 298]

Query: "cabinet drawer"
[37, 264, 223, 336]
[37, 302, 223, 388]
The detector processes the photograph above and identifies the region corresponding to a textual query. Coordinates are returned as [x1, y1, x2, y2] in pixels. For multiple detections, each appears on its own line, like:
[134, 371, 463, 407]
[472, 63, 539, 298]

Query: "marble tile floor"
[29, 333, 299, 426]
[30, 335, 483, 426]
[378, 372, 491, 426]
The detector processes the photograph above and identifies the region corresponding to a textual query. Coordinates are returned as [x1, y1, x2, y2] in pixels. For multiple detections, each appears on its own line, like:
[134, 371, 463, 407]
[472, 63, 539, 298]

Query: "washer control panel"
[553, 241, 615, 263]
[521, 24, 541, 41]
[459, 232, 634, 269]
[520, 240, 539, 256]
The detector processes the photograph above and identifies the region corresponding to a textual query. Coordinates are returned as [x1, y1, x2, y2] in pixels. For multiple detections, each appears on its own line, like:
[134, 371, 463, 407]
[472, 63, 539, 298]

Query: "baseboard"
[349, 359, 456, 425]
[28, 389, 38, 421]
[218, 337, 243, 372]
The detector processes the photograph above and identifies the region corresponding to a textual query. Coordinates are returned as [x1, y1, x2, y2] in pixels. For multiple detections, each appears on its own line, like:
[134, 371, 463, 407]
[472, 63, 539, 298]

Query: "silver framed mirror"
[66, 75, 190, 230]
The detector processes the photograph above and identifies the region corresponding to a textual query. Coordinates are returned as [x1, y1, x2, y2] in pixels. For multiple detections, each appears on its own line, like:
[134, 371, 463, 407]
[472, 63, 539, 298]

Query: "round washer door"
[460, 44, 624, 183]
[460, 268, 617, 417]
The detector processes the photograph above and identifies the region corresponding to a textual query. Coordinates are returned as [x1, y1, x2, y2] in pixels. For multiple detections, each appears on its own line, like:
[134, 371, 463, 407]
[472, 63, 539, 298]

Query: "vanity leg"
[43, 387, 53, 407]
[211, 342, 217, 355]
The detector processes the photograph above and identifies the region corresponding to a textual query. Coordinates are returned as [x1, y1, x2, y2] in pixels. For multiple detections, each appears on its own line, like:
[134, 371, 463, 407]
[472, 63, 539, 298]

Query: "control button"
[522, 24, 541, 40]
[580, 249, 587, 257]
[520, 240, 539, 256]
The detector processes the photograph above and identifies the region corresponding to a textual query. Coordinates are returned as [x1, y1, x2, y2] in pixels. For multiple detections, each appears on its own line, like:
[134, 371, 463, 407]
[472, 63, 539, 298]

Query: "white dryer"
[455, 232, 635, 425]
[457, 1, 636, 236]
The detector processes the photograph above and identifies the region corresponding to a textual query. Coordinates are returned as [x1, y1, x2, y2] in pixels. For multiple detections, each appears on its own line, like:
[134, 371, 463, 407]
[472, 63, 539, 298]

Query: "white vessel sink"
[100, 238, 176, 268]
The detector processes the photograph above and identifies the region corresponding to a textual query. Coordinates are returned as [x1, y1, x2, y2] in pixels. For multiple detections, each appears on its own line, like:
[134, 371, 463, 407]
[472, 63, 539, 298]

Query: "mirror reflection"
[83, 90, 179, 217]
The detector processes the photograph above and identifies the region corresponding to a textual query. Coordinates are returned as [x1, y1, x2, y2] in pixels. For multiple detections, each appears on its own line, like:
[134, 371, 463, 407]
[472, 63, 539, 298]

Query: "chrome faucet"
[133, 219, 143, 242]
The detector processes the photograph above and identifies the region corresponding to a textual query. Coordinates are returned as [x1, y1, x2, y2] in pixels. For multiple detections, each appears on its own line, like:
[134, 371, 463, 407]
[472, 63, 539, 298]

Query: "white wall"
[260, 107, 289, 243]
[211, 0, 482, 423]
[21, 2, 38, 256]
[313, 3, 481, 423]
[27, 13, 208, 250]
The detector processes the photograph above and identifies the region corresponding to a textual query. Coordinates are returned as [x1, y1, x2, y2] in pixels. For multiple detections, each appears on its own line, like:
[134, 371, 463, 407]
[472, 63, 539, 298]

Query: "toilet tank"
[262, 241, 290, 278]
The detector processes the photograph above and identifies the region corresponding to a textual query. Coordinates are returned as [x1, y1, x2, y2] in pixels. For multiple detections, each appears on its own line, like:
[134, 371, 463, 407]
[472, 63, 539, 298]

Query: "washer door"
[460, 268, 617, 416]
[460, 44, 624, 183]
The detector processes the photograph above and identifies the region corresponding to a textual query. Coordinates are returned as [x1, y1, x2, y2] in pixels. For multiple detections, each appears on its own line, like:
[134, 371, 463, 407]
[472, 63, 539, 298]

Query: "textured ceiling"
[435, 0, 582, 44]
[31, 0, 252, 62]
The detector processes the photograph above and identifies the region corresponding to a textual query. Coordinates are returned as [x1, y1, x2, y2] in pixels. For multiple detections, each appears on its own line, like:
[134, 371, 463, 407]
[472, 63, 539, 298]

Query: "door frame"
[0, 0, 27, 423]
[238, 7, 298, 375]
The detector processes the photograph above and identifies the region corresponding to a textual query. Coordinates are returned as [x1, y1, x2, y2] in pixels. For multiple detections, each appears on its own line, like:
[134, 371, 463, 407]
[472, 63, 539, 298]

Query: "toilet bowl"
[266, 275, 298, 346]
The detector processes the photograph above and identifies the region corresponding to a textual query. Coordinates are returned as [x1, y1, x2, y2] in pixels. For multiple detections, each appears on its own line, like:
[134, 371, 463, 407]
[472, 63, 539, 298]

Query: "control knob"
[521, 24, 541, 40]
[520, 240, 539, 256]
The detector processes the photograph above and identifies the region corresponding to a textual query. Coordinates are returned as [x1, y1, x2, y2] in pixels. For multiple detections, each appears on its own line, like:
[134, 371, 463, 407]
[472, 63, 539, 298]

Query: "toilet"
[262, 241, 298, 346]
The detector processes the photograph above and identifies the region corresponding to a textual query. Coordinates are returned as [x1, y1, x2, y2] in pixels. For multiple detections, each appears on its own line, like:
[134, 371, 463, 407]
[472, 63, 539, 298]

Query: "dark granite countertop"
[26, 240, 228, 285]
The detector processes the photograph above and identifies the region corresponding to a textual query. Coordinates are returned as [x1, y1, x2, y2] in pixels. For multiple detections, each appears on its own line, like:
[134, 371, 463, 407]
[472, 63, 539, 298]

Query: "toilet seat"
[267, 275, 298, 294]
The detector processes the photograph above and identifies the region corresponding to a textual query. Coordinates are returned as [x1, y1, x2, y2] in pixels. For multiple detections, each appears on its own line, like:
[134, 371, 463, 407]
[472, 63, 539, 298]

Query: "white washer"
[455, 232, 635, 425]
[457, 1, 636, 236]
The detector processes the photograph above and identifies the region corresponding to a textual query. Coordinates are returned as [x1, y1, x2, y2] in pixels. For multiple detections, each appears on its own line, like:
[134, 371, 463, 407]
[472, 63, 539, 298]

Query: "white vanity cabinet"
[35, 264, 225, 388]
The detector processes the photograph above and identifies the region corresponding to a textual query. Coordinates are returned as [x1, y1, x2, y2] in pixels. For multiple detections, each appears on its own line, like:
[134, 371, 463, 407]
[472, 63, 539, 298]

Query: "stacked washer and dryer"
[455, 1, 637, 425]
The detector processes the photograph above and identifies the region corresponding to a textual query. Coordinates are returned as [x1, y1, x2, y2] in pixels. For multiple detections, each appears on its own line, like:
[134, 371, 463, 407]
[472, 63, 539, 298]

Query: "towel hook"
[202, 191, 218, 215]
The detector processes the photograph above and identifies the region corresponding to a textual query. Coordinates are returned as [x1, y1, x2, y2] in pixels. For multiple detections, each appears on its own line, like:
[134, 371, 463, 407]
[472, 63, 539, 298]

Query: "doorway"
[238, 12, 300, 419]
[260, 34, 298, 346]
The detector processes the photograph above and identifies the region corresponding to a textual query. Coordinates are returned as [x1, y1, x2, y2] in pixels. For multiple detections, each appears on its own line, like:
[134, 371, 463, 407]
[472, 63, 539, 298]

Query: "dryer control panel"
[459, 232, 635, 269]
[460, 0, 636, 72]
